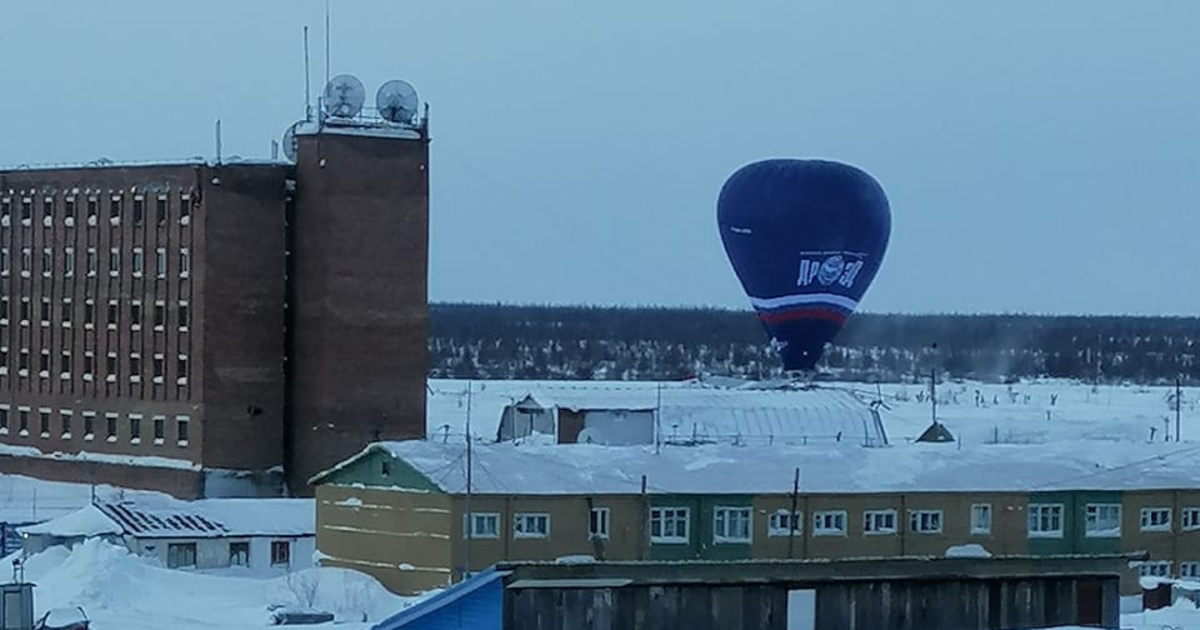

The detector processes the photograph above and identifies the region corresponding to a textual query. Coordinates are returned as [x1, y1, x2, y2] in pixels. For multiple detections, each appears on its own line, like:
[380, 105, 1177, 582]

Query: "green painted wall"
[647, 495, 754, 561]
[1026, 490, 1124, 555]
[316, 449, 442, 492]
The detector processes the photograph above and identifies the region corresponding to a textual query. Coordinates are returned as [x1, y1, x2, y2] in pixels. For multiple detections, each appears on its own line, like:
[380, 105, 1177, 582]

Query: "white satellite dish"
[375, 79, 419, 124]
[576, 427, 604, 445]
[323, 74, 366, 118]
[281, 121, 302, 162]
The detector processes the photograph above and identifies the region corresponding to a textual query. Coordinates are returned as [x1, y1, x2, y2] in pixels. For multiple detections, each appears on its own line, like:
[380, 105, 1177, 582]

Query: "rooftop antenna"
[303, 26, 312, 119]
[324, 0, 331, 87]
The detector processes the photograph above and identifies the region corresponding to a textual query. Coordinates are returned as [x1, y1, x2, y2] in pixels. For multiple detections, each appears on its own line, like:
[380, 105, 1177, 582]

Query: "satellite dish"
[281, 121, 301, 162]
[375, 80, 419, 124]
[576, 427, 604, 445]
[323, 74, 366, 118]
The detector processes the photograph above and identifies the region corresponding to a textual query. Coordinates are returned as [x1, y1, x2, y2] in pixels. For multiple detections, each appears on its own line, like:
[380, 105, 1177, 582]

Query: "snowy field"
[6, 538, 419, 630]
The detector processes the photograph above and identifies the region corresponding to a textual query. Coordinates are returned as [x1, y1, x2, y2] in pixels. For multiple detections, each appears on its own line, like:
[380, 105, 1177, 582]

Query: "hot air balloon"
[717, 158, 891, 373]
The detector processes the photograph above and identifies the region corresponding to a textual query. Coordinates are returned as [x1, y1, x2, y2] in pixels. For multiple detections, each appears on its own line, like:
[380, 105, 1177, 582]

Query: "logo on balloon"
[797, 252, 865, 289]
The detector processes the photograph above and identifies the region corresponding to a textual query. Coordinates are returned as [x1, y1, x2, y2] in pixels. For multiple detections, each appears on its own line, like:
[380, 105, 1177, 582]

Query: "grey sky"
[2, 1, 1197, 315]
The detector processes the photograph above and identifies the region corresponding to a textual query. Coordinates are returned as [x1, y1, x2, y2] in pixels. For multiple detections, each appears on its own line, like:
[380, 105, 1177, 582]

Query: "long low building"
[309, 438, 1200, 596]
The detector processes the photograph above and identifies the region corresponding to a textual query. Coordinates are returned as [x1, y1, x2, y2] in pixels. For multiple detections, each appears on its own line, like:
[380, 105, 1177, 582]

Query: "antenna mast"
[303, 26, 312, 119]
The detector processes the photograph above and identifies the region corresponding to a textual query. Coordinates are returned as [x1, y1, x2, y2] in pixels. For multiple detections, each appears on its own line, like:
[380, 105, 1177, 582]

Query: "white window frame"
[1180, 562, 1200, 579]
[909, 509, 943, 534]
[768, 509, 802, 537]
[463, 512, 499, 539]
[812, 510, 847, 537]
[863, 509, 897, 535]
[513, 513, 550, 539]
[712, 506, 752, 544]
[588, 507, 609, 540]
[970, 503, 992, 535]
[1182, 507, 1200, 531]
[1136, 560, 1171, 578]
[1028, 503, 1064, 539]
[1141, 507, 1172, 532]
[649, 507, 690, 544]
[1084, 503, 1121, 538]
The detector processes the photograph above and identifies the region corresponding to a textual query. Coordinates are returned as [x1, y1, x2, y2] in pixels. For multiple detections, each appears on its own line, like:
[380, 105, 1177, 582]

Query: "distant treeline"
[427, 303, 1200, 385]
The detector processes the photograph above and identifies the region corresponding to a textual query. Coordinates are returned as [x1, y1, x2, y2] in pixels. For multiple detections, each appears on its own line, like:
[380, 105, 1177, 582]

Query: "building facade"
[309, 440, 1200, 596]
[0, 102, 430, 498]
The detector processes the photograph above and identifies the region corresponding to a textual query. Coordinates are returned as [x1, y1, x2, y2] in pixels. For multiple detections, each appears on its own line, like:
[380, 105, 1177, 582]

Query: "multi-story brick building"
[0, 100, 430, 498]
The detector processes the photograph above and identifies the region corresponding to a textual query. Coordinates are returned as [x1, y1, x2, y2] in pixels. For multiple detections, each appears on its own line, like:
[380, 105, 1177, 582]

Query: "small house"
[18, 497, 314, 572]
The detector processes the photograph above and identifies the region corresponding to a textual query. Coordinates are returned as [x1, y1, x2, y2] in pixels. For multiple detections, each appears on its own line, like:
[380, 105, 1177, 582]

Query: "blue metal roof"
[371, 568, 508, 630]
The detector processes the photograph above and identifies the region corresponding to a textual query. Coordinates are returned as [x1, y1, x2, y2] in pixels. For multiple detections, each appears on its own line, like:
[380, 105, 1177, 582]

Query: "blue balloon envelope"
[717, 159, 891, 372]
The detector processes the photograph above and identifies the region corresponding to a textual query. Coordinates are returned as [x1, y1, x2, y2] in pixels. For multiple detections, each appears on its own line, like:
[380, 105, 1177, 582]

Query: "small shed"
[18, 498, 314, 573]
[370, 555, 1127, 630]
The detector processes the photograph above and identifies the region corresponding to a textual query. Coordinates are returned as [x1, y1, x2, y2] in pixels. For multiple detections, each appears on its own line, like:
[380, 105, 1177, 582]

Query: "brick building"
[0, 104, 430, 498]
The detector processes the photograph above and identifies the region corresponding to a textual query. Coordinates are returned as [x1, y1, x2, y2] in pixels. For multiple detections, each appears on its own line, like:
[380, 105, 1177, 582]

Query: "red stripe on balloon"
[757, 308, 847, 326]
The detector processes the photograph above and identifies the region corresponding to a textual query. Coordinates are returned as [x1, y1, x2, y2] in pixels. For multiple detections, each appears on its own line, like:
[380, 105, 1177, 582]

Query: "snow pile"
[12, 539, 417, 630]
[944, 543, 991, 558]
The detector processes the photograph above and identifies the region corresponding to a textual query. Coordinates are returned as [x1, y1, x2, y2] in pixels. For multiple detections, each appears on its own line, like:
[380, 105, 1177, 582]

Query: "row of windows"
[1137, 560, 1200, 580]
[0, 297, 189, 331]
[0, 347, 189, 383]
[0, 246, 190, 279]
[0, 404, 190, 446]
[463, 503, 1200, 545]
[1028, 502, 1200, 538]
[166, 540, 291, 569]
[0, 193, 193, 227]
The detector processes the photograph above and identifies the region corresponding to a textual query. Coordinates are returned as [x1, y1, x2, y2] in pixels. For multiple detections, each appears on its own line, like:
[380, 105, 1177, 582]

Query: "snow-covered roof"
[426, 379, 885, 446]
[19, 497, 314, 539]
[317, 437, 1200, 496]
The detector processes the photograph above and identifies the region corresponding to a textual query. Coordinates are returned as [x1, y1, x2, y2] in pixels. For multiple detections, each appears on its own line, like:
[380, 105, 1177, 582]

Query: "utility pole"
[462, 381, 473, 581]
[654, 382, 662, 455]
[787, 467, 800, 559]
[1176, 377, 1183, 443]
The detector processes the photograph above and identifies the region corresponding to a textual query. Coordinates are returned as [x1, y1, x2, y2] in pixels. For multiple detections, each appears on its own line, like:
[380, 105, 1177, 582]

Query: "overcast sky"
[1, 1, 1197, 315]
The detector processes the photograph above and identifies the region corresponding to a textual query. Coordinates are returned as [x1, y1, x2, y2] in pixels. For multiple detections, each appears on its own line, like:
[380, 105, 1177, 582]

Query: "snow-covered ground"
[7, 538, 420, 630]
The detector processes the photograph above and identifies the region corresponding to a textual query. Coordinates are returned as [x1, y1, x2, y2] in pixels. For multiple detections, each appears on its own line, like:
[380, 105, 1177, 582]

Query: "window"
[712, 507, 752, 543]
[1183, 508, 1200, 531]
[179, 248, 190, 277]
[20, 248, 30, 276]
[42, 198, 52, 223]
[18, 349, 29, 373]
[130, 301, 142, 329]
[153, 415, 166, 441]
[105, 413, 118, 440]
[107, 300, 118, 328]
[40, 298, 50, 326]
[132, 248, 143, 276]
[464, 512, 499, 539]
[18, 408, 29, 434]
[106, 352, 117, 377]
[178, 302, 190, 330]
[167, 543, 197, 569]
[1141, 508, 1172, 532]
[649, 507, 689, 543]
[39, 409, 50, 436]
[270, 541, 291, 567]
[154, 301, 166, 328]
[110, 196, 121, 220]
[153, 354, 165, 380]
[229, 542, 249, 567]
[64, 197, 75, 222]
[513, 513, 550, 539]
[812, 510, 847, 536]
[86, 248, 96, 275]
[83, 352, 95, 378]
[64, 247, 74, 276]
[40, 248, 51, 276]
[863, 509, 898, 535]
[61, 300, 72, 327]
[20, 199, 31, 222]
[59, 352, 71, 377]
[1084, 504, 1121, 538]
[0, 249, 7, 275]
[130, 353, 141, 381]
[39, 350, 50, 376]
[180, 195, 191, 222]
[1181, 562, 1200, 579]
[109, 248, 119, 276]
[1028, 504, 1064, 538]
[19, 298, 29, 324]
[129, 414, 141, 441]
[1137, 561, 1171, 578]
[0, 198, 8, 220]
[83, 412, 95, 437]
[176, 415, 190, 443]
[132, 197, 144, 224]
[0, 406, 7, 432]
[0, 297, 7, 323]
[768, 509, 802, 537]
[86, 197, 97, 219]
[971, 504, 992, 535]
[60, 410, 72, 438]
[177, 355, 189, 383]
[589, 507, 610, 540]
[84, 300, 95, 327]
[156, 196, 167, 224]
[156, 248, 167, 277]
